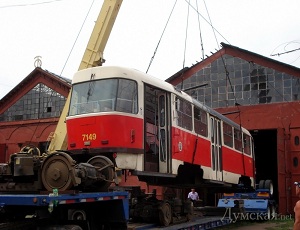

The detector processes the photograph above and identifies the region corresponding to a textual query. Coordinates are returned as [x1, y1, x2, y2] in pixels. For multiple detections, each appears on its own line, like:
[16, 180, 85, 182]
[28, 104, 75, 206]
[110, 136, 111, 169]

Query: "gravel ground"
[231, 222, 279, 230]
[216, 221, 293, 230]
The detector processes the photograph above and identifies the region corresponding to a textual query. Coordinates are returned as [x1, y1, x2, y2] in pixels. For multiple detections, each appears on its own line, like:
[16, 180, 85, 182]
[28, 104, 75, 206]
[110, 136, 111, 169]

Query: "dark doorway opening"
[0, 144, 6, 163]
[250, 129, 278, 202]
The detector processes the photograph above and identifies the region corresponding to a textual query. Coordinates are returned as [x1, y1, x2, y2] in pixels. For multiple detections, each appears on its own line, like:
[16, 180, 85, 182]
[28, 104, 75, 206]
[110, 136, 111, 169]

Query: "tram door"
[210, 117, 223, 181]
[144, 85, 171, 174]
[158, 93, 171, 173]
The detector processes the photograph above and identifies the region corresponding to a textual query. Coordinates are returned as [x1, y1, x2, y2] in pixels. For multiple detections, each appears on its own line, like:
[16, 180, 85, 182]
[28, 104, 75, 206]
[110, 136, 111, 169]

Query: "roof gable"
[0, 67, 71, 114]
[167, 43, 300, 85]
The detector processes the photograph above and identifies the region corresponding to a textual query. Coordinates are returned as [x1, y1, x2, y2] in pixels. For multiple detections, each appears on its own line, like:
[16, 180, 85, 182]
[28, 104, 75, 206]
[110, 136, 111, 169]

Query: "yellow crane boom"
[79, 0, 123, 69]
[48, 0, 123, 153]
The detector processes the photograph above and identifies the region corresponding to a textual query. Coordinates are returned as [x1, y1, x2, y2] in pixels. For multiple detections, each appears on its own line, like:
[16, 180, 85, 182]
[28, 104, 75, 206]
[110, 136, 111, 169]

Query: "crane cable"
[195, 0, 205, 60]
[182, 0, 190, 69]
[146, 1, 178, 74]
[202, 0, 222, 49]
[183, 0, 205, 66]
[202, 2, 245, 175]
[201, 0, 238, 108]
[185, 0, 230, 45]
[60, 0, 95, 76]
[46, 0, 95, 151]
[183, 0, 235, 104]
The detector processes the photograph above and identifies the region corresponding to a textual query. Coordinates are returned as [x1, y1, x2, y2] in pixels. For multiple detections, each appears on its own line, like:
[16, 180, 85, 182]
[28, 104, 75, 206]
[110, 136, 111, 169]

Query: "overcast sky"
[0, 0, 299, 99]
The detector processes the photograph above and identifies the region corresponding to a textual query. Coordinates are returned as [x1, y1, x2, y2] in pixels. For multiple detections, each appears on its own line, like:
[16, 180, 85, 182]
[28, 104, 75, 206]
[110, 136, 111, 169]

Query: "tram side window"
[243, 134, 252, 156]
[175, 97, 192, 131]
[234, 128, 243, 152]
[194, 107, 208, 137]
[223, 123, 233, 147]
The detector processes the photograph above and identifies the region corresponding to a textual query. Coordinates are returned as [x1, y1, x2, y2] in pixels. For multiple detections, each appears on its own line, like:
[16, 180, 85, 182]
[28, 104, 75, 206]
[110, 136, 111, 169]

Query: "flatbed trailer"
[0, 190, 234, 230]
[0, 191, 129, 230]
[128, 216, 231, 230]
[2, 185, 277, 230]
[217, 187, 277, 221]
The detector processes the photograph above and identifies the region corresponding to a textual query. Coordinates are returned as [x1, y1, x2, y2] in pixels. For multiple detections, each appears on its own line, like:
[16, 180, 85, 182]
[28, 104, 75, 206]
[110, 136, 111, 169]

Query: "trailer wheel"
[41, 153, 74, 191]
[258, 180, 274, 196]
[264, 180, 274, 196]
[42, 225, 83, 230]
[68, 209, 87, 221]
[270, 204, 276, 219]
[158, 202, 172, 226]
[258, 180, 265, 189]
[267, 204, 276, 220]
[62, 225, 83, 230]
[87, 156, 114, 191]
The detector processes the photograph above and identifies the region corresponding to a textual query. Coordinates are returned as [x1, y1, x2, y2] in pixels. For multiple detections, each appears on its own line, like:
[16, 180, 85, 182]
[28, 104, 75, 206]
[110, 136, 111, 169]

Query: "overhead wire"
[270, 40, 300, 65]
[0, 0, 64, 9]
[270, 40, 300, 57]
[0, 0, 92, 77]
[0, 0, 96, 77]
[0, 0, 76, 149]
[271, 47, 300, 57]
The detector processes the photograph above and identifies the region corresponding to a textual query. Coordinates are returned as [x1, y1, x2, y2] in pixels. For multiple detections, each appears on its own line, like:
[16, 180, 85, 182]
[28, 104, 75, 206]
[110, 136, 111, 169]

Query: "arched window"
[295, 136, 300, 146]
[293, 157, 298, 167]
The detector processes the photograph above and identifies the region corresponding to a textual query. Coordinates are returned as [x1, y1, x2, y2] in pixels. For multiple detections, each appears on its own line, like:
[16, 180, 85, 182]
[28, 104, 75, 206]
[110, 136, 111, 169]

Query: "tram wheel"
[87, 156, 114, 191]
[158, 202, 172, 226]
[41, 153, 74, 191]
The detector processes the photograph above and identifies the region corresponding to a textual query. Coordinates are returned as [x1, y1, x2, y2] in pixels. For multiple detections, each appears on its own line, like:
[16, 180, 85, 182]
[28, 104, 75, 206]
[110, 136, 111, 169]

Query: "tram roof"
[73, 66, 250, 135]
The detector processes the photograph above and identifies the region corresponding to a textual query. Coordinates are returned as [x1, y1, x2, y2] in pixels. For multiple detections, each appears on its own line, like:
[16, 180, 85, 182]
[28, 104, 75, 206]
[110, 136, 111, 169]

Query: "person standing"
[294, 182, 300, 230]
[187, 188, 199, 203]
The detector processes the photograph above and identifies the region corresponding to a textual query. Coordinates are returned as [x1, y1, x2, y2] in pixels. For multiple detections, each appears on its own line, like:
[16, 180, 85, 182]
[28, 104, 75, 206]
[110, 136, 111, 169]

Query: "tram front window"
[69, 78, 138, 115]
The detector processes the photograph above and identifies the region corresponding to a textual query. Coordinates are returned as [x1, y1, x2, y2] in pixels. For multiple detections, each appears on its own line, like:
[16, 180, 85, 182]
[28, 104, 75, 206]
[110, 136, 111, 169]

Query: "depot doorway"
[250, 129, 278, 202]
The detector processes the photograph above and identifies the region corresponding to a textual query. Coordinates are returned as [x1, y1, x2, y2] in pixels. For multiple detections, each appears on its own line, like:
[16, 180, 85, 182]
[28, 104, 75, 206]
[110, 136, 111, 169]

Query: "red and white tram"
[66, 66, 255, 190]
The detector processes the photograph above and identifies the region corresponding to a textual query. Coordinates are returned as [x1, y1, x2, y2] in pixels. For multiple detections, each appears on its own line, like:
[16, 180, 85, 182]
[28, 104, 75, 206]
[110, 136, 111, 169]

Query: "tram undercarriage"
[0, 147, 115, 193]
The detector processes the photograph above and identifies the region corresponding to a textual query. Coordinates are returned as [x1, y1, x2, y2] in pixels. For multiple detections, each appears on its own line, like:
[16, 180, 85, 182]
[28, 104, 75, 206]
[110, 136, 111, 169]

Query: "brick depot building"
[0, 67, 70, 159]
[166, 43, 300, 214]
